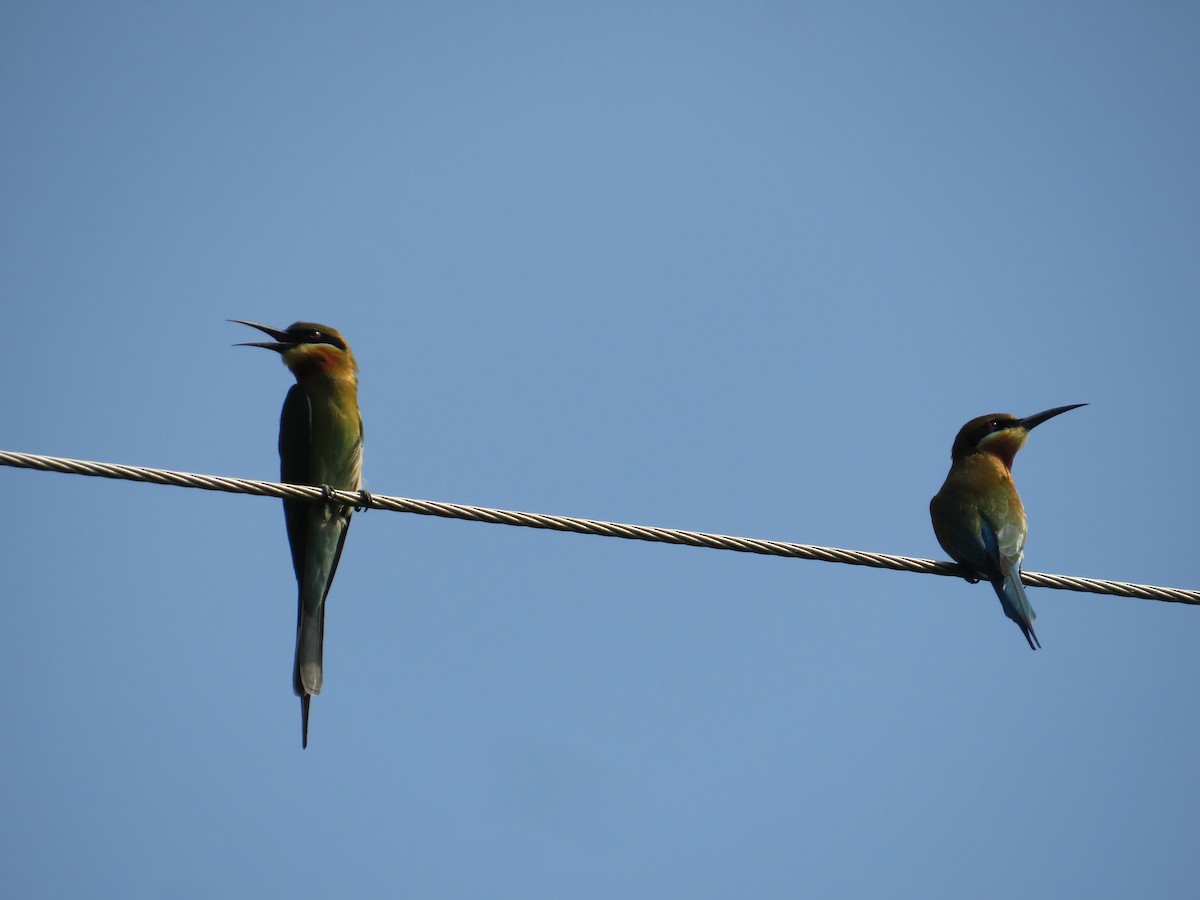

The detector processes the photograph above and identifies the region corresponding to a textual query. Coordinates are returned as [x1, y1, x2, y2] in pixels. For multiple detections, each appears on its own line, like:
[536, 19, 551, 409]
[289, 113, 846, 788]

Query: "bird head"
[231, 320, 358, 381]
[949, 404, 1086, 469]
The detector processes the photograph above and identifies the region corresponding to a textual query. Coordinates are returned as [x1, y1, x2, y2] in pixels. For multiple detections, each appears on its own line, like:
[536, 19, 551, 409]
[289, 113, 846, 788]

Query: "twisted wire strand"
[2, 449, 1196, 606]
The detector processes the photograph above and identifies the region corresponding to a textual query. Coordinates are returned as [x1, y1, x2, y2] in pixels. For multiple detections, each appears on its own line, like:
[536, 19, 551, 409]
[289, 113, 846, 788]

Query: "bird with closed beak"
[930, 404, 1086, 649]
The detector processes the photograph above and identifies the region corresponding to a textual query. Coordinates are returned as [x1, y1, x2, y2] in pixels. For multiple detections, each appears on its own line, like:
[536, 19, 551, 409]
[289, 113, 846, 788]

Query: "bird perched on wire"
[930, 404, 1086, 649]
[233, 320, 364, 747]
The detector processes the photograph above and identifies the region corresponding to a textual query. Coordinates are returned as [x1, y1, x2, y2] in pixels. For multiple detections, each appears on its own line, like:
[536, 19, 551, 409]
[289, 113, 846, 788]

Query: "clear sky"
[3, 3, 1198, 898]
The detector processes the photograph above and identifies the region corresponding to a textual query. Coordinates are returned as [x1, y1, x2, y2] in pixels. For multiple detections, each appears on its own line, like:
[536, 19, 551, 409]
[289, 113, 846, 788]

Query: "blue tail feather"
[992, 573, 1040, 650]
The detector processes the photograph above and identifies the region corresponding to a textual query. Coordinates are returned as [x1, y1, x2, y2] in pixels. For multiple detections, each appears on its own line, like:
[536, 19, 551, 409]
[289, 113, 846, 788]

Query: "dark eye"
[307, 330, 323, 341]
[988, 419, 1002, 430]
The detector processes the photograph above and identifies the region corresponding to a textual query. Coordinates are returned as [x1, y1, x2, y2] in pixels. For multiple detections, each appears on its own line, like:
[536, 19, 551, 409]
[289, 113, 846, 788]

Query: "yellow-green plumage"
[931, 445, 1034, 646]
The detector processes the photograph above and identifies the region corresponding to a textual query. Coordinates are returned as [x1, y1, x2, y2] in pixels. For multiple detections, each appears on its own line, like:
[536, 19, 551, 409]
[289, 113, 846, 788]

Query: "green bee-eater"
[234, 320, 364, 747]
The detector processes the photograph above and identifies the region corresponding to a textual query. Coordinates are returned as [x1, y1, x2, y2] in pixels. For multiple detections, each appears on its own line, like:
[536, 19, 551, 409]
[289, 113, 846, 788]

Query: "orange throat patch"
[979, 429, 1028, 470]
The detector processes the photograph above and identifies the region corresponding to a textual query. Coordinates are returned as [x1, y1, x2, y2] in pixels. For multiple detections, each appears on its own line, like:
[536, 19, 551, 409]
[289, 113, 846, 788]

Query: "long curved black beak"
[230, 319, 294, 352]
[1019, 403, 1088, 431]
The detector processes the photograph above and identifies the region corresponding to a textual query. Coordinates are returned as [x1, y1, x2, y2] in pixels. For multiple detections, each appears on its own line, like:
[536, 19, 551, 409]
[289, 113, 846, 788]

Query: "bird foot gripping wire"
[316, 483, 372, 513]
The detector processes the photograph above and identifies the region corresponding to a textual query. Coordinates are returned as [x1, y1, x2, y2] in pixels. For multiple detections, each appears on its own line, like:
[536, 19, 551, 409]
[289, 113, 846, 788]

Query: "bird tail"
[300, 695, 311, 749]
[294, 603, 325, 748]
[993, 573, 1040, 650]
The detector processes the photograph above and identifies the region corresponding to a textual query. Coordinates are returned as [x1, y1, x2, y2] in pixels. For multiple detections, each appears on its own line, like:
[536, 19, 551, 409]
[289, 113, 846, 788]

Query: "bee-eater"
[234, 320, 364, 747]
[929, 404, 1086, 650]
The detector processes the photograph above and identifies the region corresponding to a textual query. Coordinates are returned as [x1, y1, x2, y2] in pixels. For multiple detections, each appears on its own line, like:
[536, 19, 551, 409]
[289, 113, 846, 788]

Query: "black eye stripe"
[284, 328, 347, 351]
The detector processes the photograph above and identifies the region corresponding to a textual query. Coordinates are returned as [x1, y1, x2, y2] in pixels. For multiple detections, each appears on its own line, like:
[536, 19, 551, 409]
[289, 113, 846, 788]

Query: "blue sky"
[3, 2, 1198, 897]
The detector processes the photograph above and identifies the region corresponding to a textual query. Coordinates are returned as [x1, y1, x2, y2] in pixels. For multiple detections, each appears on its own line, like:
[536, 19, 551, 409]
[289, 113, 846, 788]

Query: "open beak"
[1019, 403, 1088, 431]
[230, 319, 294, 352]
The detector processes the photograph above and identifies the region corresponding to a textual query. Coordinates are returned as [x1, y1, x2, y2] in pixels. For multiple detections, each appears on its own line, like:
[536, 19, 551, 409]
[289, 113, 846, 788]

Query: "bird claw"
[320, 484, 336, 502]
[355, 489, 374, 513]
